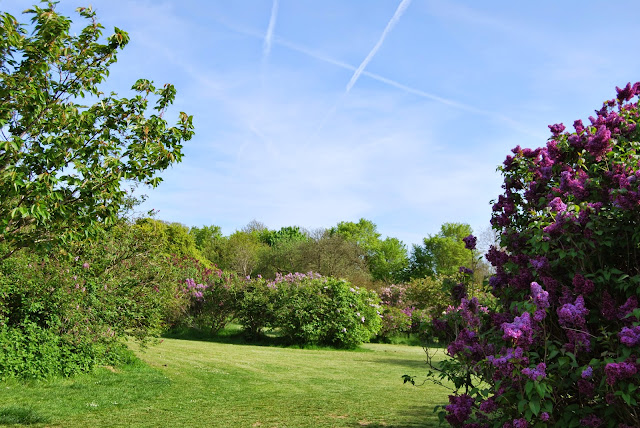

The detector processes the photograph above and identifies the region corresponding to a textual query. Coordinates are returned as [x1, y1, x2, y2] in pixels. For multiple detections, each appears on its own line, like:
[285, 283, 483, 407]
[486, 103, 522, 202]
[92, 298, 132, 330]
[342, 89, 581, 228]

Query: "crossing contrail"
[345, 0, 412, 93]
[263, 0, 279, 60]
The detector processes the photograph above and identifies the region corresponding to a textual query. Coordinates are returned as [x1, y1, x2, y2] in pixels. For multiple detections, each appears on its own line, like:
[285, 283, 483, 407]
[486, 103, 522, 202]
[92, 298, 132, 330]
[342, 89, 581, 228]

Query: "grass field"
[0, 338, 450, 427]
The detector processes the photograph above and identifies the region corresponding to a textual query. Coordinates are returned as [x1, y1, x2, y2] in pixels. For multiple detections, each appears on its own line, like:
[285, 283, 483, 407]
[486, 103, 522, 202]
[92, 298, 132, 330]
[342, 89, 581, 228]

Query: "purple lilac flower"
[557, 296, 588, 325]
[557, 295, 591, 352]
[577, 379, 594, 397]
[581, 366, 593, 378]
[602, 291, 618, 320]
[512, 418, 528, 428]
[487, 347, 528, 381]
[447, 329, 482, 359]
[530, 282, 550, 322]
[549, 197, 567, 212]
[444, 394, 474, 426]
[540, 412, 550, 422]
[521, 362, 546, 381]
[530, 256, 548, 271]
[502, 312, 533, 346]
[451, 282, 467, 302]
[605, 361, 638, 386]
[586, 125, 612, 160]
[479, 397, 497, 414]
[548, 123, 565, 136]
[618, 296, 638, 321]
[619, 326, 640, 347]
[572, 274, 594, 295]
[458, 266, 474, 275]
[616, 82, 638, 102]
[580, 414, 603, 427]
[463, 234, 477, 250]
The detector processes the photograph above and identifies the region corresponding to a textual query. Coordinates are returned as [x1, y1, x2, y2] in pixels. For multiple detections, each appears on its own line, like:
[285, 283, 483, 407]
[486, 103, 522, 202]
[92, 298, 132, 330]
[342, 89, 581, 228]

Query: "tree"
[368, 237, 408, 284]
[0, 3, 194, 260]
[297, 232, 370, 286]
[189, 224, 224, 265]
[221, 231, 266, 277]
[407, 223, 475, 279]
[330, 218, 409, 284]
[256, 226, 310, 276]
[329, 218, 381, 257]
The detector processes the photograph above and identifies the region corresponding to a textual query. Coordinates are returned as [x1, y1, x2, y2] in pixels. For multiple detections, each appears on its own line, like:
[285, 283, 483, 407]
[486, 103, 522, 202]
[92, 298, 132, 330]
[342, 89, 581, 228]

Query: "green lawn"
[0, 339, 449, 427]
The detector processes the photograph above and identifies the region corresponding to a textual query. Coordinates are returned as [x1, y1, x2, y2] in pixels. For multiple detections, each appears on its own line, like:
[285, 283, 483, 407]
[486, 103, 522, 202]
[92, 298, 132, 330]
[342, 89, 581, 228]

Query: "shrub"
[0, 220, 185, 379]
[428, 84, 640, 427]
[274, 275, 382, 348]
[235, 278, 280, 338]
[174, 258, 239, 334]
[378, 306, 412, 340]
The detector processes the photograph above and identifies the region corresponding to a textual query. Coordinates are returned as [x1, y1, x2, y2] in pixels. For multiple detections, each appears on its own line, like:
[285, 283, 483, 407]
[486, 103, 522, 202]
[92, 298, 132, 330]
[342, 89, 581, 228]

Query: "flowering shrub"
[235, 277, 281, 337]
[428, 84, 640, 427]
[174, 257, 239, 334]
[378, 306, 412, 339]
[0, 221, 182, 379]
[274, 275, 382, 348]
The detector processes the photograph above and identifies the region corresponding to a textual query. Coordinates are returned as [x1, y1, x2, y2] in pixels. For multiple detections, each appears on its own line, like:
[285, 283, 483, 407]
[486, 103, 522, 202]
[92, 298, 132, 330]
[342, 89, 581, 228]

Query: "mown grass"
[0, 337, 449, 427]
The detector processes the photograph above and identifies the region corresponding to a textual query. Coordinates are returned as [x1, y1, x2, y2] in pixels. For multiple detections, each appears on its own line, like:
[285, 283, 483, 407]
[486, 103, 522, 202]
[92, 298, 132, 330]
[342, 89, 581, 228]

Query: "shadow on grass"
[367, 358, 429, 369]
[161, 326, 373, 352]
[350, 405, 440, 428]
[0, 406, 49, 425]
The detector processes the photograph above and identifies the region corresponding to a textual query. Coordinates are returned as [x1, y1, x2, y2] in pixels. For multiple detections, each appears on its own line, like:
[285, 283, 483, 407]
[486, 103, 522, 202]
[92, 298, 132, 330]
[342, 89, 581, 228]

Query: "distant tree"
[241, 219, 267, 234]
[330, 218, 408, 284]
[297, 233, 371, 286]
[135, 218, 207, 264]
[329, 218, 380, 258]
[408, 223, 475, 278]
[256, 226, 310, 277]
[368, 237, 409, 284]
[189, 225, 224, 265]
[221, 231, 266, 277]
[0, 3, 193, 260]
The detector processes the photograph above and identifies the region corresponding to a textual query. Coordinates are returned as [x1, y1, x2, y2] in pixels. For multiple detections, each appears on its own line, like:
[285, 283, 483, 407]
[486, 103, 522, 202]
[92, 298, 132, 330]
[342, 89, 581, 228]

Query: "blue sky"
[4, 0, 640, 247]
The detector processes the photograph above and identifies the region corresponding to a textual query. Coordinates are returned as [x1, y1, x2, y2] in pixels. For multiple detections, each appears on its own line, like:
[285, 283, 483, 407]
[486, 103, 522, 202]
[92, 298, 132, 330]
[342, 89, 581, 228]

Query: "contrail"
[345, 0, 412, 93]
[263, 0, 279, 60]
[204, 10, 542, 138]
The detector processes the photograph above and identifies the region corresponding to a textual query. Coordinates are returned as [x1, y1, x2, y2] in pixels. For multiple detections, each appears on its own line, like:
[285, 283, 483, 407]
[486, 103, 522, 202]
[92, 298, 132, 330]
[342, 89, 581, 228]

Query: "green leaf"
[529, 399, 540, 416]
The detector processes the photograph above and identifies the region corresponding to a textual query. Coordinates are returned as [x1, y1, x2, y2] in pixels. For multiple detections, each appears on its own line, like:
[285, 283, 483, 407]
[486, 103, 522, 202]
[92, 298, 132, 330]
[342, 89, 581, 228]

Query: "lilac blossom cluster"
[184, 277, 207, 300]
[267, 271, 324, 288]
[429, 84, 640, 427]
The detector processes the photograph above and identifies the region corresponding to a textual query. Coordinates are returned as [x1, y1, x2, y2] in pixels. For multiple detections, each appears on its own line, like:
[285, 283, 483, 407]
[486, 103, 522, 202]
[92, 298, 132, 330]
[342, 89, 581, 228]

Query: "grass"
[0, 337, 450, 427]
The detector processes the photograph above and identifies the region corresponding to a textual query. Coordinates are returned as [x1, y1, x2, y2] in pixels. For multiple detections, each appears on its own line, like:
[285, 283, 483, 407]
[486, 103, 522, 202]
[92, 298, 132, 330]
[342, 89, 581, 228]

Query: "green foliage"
[378, 306, 412, 339]
[135, 218, 209, 267]
[274, 277, 382, 348]
[234, 279, 280, 337]
[296, 233, 371, 286]
[174, 258, 239, 335]
[220, 231, 267, 277]
[408, 223, 475, 279]
[0, 219, 187, 379]
[189, 224, 224, 264]
[0, 3, 193, 260]
[330, 218, 409, 284]
[254, 226, 310, 277]
[369, 237, 409, 284]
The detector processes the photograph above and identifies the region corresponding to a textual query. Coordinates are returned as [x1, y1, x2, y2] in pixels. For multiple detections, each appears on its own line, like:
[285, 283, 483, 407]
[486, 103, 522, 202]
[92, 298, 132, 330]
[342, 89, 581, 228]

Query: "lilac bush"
[176, 257, 239, 334]
[428, 84, 640, 427]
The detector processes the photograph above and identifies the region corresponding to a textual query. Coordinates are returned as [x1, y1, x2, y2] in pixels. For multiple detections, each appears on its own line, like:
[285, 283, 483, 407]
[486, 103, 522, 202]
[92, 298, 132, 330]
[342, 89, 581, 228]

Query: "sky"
[3, 0, 640, 248]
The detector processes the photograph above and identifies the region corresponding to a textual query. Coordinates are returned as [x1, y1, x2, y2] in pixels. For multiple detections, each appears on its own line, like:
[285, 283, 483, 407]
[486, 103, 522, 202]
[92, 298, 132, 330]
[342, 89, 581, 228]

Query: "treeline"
[0, 214, 491, 378]
[156, 217, 492, 288]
